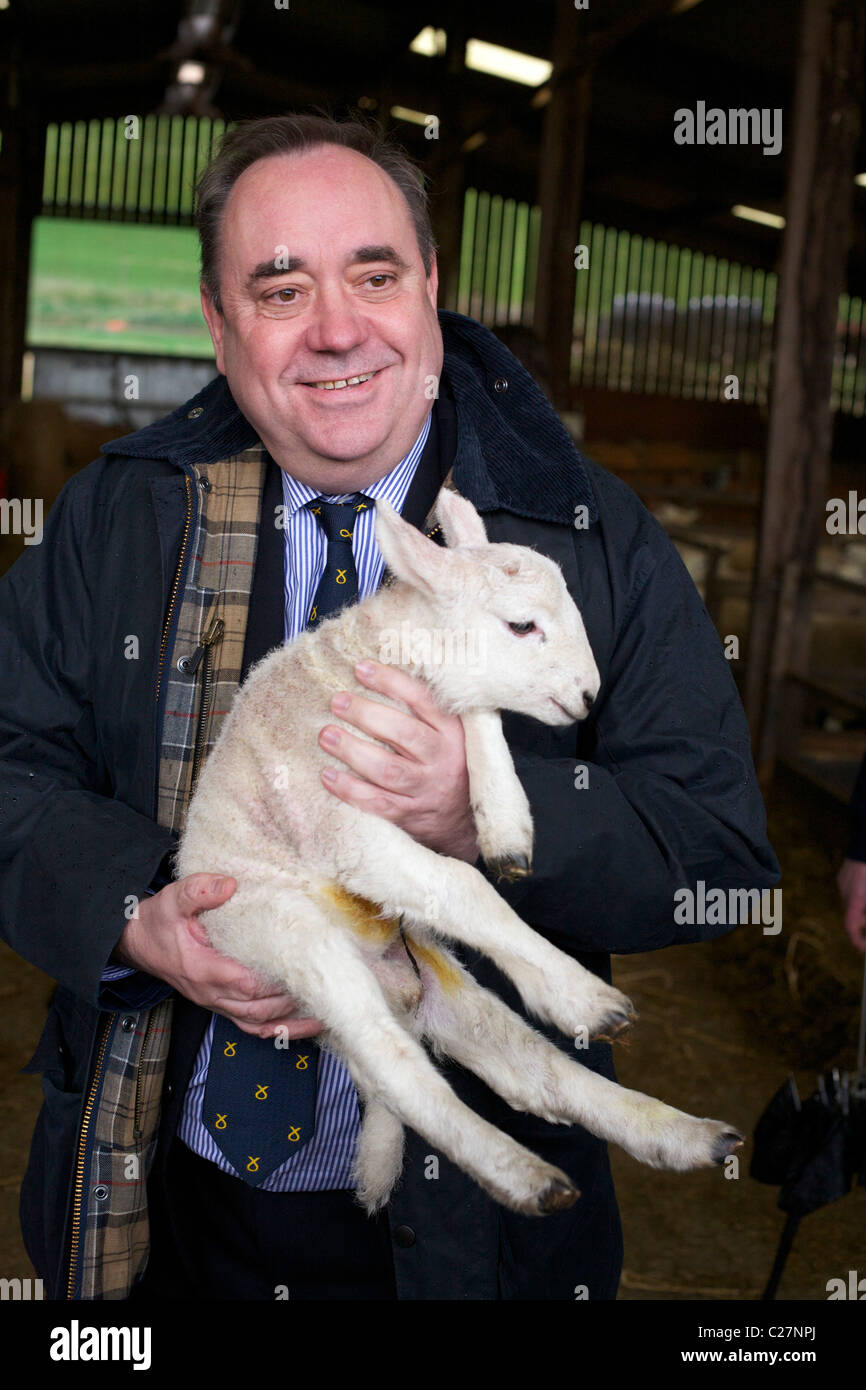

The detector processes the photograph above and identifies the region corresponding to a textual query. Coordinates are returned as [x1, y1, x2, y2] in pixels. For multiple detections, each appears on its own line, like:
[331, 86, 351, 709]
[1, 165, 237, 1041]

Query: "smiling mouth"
[302, 370, 379, 391]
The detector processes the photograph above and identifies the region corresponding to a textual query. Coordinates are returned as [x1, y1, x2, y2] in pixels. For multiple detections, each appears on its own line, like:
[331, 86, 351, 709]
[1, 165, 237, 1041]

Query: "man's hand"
[317, 659, 480, 862]
[837, 858, 866, 953]
[113, 874, 324, 1037]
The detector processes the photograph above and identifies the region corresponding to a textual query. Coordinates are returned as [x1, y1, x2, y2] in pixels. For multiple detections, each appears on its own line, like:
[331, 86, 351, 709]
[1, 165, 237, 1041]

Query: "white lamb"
[175, 485, 744, 1216]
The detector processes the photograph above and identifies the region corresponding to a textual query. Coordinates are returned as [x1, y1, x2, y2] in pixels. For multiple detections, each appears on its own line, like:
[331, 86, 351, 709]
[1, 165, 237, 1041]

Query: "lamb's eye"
[508, 621, 536, 635]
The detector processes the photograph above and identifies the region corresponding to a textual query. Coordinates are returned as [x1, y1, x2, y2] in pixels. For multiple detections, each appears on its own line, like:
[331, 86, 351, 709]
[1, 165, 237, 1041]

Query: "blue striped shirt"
[175, 411, 432, 1188]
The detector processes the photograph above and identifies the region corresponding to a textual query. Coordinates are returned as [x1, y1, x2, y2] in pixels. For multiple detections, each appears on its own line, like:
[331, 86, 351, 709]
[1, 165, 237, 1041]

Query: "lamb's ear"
[374, 497, 453, 594]
[435, 486, 488, 549]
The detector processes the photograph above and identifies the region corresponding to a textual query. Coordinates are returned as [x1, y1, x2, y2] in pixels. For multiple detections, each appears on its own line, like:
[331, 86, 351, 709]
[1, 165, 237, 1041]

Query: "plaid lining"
[157, 448, 269, 837]
[76, 447, 268, 1299]
[77, 1005, 173, 1299]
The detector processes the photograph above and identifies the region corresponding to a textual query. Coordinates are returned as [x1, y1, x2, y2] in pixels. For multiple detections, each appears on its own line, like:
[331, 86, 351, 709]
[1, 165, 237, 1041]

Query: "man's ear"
[200, 286, 226, 374]
[426, 253, 439, 310]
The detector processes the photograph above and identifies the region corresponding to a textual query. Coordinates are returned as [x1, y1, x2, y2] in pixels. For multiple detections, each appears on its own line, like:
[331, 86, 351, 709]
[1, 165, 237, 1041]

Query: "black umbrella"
[750, 955, 866, 1300]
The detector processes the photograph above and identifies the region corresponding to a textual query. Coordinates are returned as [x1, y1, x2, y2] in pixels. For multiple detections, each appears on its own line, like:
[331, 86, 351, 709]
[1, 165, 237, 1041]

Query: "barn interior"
[1, 0, 865, 1308]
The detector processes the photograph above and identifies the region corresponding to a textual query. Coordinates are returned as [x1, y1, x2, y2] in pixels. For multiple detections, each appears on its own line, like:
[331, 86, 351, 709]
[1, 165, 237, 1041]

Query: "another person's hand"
[113, 874, 324, 1037]
[837, 858, 866, 953]
[318, 659, 481, 862]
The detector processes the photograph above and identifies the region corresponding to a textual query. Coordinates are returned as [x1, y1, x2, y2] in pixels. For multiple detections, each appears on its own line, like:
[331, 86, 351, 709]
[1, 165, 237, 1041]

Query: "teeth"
[310, 372, 375, 391]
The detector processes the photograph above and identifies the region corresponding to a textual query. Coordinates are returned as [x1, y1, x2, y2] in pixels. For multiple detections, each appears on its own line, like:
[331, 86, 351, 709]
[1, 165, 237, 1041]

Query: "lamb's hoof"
[591, 1002, 638, 1043]
[489, 854, 533, 883]
[711, 1129, 746, 1164]
[536, 1178, 580, 1215]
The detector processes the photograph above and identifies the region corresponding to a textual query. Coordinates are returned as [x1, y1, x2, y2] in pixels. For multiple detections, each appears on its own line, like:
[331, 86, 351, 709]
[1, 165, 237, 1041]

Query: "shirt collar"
[278, 409, 432, 518]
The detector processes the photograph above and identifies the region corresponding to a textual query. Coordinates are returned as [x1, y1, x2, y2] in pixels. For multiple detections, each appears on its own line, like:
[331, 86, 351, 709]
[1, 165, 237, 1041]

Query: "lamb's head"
[374, 487, 600, 725]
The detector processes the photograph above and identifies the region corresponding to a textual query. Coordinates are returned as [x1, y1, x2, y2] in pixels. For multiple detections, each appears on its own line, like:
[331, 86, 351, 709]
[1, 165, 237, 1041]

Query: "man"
[0, 114, 780, 1301]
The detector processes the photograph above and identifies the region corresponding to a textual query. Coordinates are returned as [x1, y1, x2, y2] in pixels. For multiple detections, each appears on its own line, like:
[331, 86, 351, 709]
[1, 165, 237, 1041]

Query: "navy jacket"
[0, 309, 780, 1299]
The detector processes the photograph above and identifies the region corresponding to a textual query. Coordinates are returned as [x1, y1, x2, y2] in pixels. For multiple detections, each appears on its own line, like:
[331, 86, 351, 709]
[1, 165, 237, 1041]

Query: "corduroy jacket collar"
[101, 309, 598, 527]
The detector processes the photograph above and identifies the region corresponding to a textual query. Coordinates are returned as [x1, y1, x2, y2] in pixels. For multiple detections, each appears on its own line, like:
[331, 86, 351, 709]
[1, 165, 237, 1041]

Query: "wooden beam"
[428, 9, 469, 313]
[533, 0, 591, 407]
[744, 0, 865, 785]
[0, 109, 44, 410]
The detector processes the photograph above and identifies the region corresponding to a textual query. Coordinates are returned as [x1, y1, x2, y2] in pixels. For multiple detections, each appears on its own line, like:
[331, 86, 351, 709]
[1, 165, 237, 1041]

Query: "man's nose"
[303, 285, 368, 355]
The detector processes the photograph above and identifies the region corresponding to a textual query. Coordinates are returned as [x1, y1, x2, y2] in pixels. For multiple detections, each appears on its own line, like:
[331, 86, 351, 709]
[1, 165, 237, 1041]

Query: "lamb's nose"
[583, 689, 595, 712]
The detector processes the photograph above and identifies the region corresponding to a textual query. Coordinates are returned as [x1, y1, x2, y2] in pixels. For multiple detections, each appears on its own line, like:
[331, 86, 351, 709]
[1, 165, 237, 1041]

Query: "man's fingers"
[319, 728, 421, 798]
[212, 991, 305, 1023]
[231, 1016, 324, 1040]
[324, 693, 436, 765]
[354, 658, 445, 727]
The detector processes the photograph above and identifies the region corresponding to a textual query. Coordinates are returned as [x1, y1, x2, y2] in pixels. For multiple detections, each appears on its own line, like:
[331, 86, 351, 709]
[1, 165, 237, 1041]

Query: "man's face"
[201, 144, 444, 492]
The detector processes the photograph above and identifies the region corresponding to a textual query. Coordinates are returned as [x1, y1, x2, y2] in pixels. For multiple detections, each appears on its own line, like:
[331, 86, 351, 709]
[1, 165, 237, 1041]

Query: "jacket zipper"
[189, 611, 226, 796]
[132, 1011, 155, 1138]
[155, 472, 194, 707]
[66, 1015, 113, 1299]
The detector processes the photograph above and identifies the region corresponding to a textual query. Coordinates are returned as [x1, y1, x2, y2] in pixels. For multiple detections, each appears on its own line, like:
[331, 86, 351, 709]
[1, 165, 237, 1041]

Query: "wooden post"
[744, 0, 864, 786]
[428, 11, 468, 313]
[0, 109, 44, 410]
[533, 0, 591, 408]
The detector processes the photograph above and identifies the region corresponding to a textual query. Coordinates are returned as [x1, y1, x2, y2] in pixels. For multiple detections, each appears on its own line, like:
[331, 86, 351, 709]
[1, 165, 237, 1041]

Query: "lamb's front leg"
[333, 816, 634, 1043]
[461, 709, 533, 882]
[414, 949, 744, 1171]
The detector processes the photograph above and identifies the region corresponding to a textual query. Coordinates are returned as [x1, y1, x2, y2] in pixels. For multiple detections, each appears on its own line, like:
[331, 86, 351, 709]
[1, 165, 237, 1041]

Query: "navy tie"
[305, 493, 373, 629]
[203, 492, 372, 1186]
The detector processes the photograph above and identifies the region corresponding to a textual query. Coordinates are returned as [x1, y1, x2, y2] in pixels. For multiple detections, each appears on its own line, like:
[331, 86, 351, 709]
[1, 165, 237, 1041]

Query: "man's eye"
[508, 621, 536, 635]
[365, 273, 393, 288]
[270, 288, 297, 303]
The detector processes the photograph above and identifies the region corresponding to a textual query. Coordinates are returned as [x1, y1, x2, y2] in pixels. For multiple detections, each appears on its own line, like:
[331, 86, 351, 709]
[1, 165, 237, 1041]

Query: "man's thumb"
[184, 873, 236, 910]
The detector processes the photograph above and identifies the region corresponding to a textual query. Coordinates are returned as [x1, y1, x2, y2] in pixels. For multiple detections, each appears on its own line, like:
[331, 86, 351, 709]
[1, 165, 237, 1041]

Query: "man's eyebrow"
[246, 245, 411, 288]
[248, 256, 305, 285]
[352, 244, 411, 270]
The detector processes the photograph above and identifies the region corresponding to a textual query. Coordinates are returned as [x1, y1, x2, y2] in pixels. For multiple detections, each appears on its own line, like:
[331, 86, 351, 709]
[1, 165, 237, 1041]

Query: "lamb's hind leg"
[332, 816, 634, 1043]
[413, 947, 744, 1172]
[252, 907, 580, 1217]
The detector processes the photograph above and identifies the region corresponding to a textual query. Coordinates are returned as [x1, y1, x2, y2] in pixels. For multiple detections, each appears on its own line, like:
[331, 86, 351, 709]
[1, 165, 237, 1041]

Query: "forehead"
[221, 145, 418, 265]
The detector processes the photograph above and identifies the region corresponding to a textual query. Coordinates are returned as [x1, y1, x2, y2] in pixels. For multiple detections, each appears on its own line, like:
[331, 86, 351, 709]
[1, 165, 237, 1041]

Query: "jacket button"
[120, 1016, 136, 1032]
[198, 476, 211, 491]
[93, 1185, 109, 1201]
[166, 1082, 174, 1098]
[493, 377, 508, 393]
[393, 1224, 415, 1248]
[188, 406, 204, 419]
